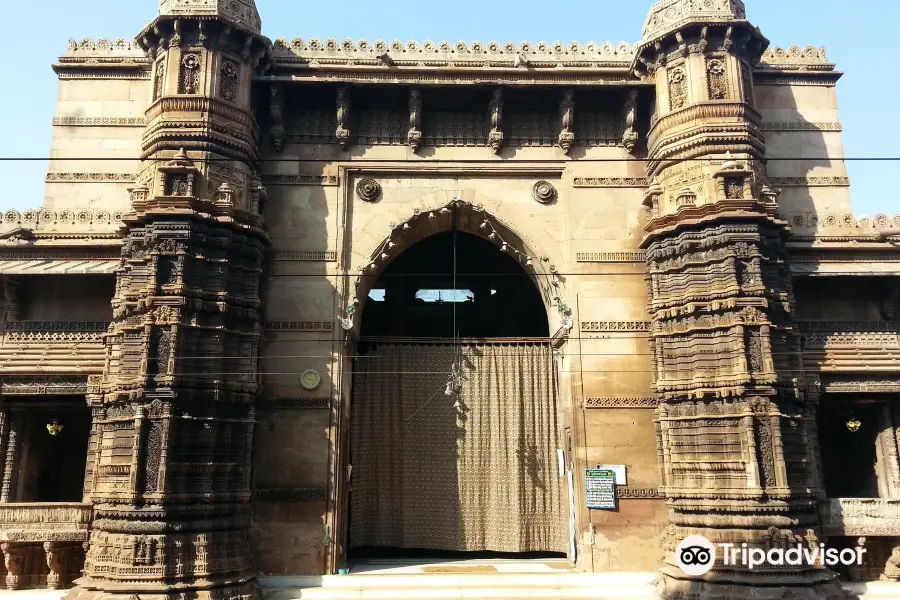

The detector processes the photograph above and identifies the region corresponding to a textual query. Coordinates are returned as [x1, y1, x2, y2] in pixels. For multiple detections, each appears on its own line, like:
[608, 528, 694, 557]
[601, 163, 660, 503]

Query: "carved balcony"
[0, 321, 108, 375]
[820, 498, 900, 537]
[798, 321, 900, 373]
[0, 502, 91, 589]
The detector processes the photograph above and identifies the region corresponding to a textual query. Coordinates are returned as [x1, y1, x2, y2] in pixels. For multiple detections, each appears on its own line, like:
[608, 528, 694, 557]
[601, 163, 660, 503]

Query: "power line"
[0, 157, 898, 162]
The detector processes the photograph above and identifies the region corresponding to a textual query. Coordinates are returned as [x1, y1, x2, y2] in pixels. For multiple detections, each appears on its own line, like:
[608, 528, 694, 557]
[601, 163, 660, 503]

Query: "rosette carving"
[356, 178, 382, 202]
[532, 181, 557, 204]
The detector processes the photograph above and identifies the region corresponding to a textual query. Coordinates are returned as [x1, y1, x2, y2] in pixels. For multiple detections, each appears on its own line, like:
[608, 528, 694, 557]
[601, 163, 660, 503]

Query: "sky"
[0, 0, 896, 215]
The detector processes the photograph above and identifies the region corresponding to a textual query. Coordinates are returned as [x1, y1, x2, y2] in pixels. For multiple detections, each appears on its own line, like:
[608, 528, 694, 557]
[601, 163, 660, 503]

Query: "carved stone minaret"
[69, 3, 271, 600]
[635, 1, 848, 598]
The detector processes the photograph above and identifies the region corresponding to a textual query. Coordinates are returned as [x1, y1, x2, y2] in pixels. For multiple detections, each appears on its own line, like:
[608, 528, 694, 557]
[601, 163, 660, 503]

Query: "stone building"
[0, 0, 897, 598]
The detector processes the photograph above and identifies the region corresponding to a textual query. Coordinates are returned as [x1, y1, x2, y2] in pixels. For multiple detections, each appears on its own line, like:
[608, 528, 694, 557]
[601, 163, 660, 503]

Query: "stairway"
[260, 560, 659, 600]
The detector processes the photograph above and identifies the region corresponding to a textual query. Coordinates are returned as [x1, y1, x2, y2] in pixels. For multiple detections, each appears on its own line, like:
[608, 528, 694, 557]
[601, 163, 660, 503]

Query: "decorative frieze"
[270, 251, 337, 262]
[576, 252, 647, 263]
[261, 175, 338, 186]
[52, 116, 146, 127]
[4, 321, 109, 343]
[44, 173, 136, 183]
[264, 321, 334, 332]
[616, 487, 664, 499]
[257, 398, 331, 410]
[759, 45, 832, 67]
[822, 377, 900, 394]
[0, 376, 91, 396]
[769, 176, 850, 187]
[572, 177, 649, 188]
[820, 498, 900, 536]
[759, 121, 842, 132]
[252, 488, 328, 502]
[581, 321, 651, 332]
[585, 397, 659, 409]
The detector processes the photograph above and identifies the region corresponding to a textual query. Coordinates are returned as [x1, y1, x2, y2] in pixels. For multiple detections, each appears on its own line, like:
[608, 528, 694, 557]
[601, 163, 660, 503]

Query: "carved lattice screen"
[349, 340, 566, 554]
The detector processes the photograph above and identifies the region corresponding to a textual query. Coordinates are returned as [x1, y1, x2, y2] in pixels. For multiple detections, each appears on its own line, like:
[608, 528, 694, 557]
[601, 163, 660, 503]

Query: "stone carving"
[257, 398, 331, 410]
[220, 60, 239, 102]
[667, 67, 687, 110]
[581, 321, 651, 332]
[270, 84, 285, 152]
[622, 90, 639, 152]
[178, 53, 201, 94]
[335, 86, 351, 149]
[585, 397, 659, 409]
[408, 89, 423, 151]
[642, 0, 746, 42]
[356, 178, 382, 202]
[759, 45, 831, 66]
[263, 175, 338, 186]
[271, 38, 637, 67]
[153, 59, 165, 100]
[706, 58, 729, 99]
[558, 90, 575, 153]
[265, 321, 335, 332]
[488, 88, 504, 153]
[572, 177, 649, 187]
[271, 251, 338, 262]
[576, 252, 647, 263]
[44, 172, 135, 182]
[532, 181, 557, 204]
[158, 0, 262, 34]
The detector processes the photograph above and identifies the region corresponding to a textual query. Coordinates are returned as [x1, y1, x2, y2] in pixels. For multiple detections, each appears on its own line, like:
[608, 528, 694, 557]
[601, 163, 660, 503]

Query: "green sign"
[585, 468, 617, 510]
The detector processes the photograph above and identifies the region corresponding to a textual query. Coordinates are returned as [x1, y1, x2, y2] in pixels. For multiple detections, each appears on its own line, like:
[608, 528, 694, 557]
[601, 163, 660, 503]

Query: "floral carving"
[153, 59, 165, 100]
[532, 181, 557, 204]
[178, 53, 201, 95]
[668, 67, 687, 110]
[706, 58, 729, 100]
[356, 178, 382, 202]
[219, 60, 238, 102]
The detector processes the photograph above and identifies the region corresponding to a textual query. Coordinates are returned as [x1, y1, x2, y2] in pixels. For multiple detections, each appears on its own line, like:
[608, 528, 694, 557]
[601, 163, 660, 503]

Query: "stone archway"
[338, 198, 572, 563]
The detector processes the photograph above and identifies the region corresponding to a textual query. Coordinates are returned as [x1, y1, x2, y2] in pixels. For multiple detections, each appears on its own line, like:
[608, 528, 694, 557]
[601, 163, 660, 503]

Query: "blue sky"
[1, 0, 896, 215]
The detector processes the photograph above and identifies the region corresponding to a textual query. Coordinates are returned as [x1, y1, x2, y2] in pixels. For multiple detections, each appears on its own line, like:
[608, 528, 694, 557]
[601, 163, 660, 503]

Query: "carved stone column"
[44, 542, 63, 590]
[634, 1, 848, 598]
[68, 4, 271, 600]
[2, 277, 20, 322]
[2, 543, 24, 590]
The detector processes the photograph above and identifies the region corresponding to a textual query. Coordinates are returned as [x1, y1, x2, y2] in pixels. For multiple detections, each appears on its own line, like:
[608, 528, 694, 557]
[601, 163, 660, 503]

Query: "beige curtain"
[349, 341, 566, 554]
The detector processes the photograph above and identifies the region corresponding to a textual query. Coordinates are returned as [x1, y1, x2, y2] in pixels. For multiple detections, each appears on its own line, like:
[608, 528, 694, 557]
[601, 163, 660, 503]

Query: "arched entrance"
[346, 209, 568, 561]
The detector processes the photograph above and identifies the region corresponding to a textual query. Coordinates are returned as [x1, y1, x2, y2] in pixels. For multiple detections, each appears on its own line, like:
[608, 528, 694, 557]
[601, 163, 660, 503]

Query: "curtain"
[349, 341, 566, 554]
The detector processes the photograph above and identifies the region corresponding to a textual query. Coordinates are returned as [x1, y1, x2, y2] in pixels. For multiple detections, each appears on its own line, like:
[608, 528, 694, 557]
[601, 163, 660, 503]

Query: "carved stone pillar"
[2, 277, 19, 322]
[44, 542, 63, 590]
[1, 543, 24, 590]
[634, 1, 847, 598]
[69, 4, 271, 600]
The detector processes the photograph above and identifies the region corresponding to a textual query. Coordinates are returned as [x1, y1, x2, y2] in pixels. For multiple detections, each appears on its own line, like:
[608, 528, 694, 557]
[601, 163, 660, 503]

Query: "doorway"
[347, 230, 567, 561]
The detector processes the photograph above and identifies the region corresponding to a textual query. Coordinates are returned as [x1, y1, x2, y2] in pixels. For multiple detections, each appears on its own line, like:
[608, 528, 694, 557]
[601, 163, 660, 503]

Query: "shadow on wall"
[250, 82, 337, 575]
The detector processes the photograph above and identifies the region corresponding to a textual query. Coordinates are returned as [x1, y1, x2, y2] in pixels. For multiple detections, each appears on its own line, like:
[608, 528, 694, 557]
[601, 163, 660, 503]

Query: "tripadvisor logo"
[675, 535, 866, 576]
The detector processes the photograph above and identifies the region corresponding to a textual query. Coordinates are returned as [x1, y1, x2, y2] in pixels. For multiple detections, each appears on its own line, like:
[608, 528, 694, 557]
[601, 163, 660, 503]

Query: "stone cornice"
[642, 200, 785, 245]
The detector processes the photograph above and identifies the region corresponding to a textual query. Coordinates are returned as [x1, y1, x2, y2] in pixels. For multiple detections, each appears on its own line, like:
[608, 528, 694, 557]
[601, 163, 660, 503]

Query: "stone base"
[656, 567, 854, 600]
[65, 579, 261, 600]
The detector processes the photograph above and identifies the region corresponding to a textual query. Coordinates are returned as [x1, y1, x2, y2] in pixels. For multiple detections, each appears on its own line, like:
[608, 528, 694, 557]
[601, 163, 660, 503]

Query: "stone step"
[261, 573, 658, 600]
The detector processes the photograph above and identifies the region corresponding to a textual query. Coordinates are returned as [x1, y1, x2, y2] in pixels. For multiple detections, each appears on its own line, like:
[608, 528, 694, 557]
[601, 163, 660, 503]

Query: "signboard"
[585, 468, 617, 510]
[596, 464, 627, 485]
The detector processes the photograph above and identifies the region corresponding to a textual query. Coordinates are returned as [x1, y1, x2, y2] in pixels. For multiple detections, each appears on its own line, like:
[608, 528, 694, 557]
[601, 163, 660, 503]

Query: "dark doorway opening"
[818, 399, 882, 498]
[11, 399, 91, 503]
[360, 230, 549, 338]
